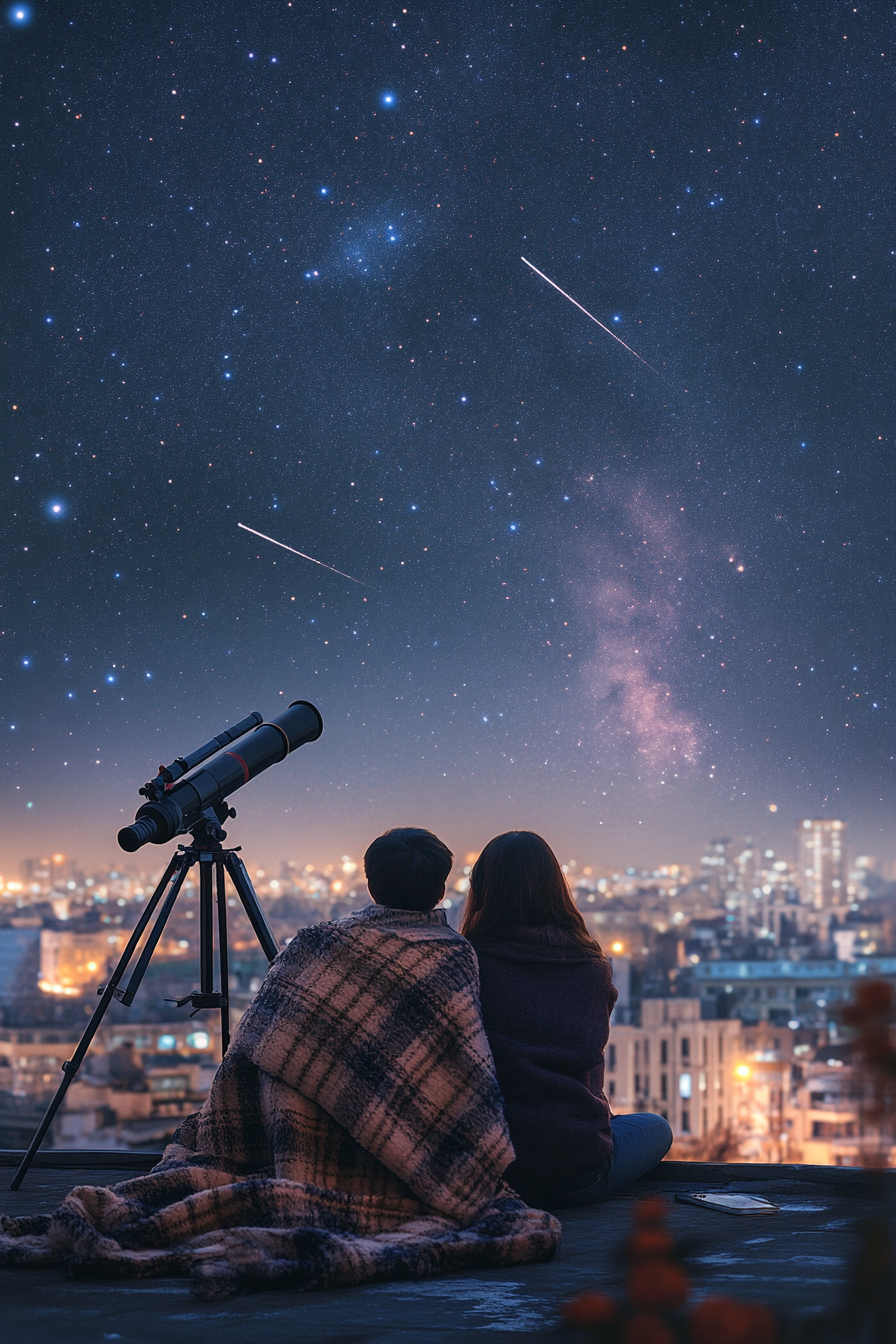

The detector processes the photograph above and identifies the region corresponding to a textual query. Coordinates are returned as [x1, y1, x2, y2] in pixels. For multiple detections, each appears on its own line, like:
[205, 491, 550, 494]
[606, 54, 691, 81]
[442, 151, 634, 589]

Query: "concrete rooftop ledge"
[2, 1154, 892, 1341]
[3, 1147, 892, 1184]
[641, 1157, 894, 1187]
[0, 1146, 164, 1169]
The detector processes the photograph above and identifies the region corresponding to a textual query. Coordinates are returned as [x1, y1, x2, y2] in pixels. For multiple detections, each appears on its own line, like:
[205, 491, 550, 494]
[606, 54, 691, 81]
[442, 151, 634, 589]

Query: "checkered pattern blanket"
[0, 906, 561, 1298]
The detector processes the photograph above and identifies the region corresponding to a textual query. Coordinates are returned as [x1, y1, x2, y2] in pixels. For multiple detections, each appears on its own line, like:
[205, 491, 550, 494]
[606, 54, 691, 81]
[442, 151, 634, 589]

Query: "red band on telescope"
[225, 752, 250, 783]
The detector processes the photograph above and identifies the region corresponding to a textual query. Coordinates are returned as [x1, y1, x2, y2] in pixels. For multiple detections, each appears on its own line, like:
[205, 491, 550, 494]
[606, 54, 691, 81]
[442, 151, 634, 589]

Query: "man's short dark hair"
[364, 828, 453, 911]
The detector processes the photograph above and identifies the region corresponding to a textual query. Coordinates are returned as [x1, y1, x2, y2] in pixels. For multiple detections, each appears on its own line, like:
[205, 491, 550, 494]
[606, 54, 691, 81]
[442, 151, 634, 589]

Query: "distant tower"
[699, 837, 751, 908]
[797, 819, 846, 909]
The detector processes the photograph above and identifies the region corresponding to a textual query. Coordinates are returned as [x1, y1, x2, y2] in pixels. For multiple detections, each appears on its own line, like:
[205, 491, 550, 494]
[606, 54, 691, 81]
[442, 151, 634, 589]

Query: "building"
[731, 1022, 812, 1163]
[786, 1047, 896, 1167]
[0, 926, 41, 1005]
[699, 837, 757, 908]
[0, 1018, 227, 1150]
[0, 1025, 80, 1101]
[797, 818, 846, 910]
[38, 929, 128, 996]
[692, 956, 896, 1028]
[607, 998, 741, 1140]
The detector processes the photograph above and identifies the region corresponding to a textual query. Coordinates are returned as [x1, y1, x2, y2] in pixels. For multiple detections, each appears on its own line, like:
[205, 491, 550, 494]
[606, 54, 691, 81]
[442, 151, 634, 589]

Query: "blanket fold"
[0, 905, 561, 1297]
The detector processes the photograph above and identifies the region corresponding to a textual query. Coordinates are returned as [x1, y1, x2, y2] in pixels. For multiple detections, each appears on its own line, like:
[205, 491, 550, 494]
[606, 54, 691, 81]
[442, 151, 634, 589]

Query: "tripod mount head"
[180, 808, 234, 851]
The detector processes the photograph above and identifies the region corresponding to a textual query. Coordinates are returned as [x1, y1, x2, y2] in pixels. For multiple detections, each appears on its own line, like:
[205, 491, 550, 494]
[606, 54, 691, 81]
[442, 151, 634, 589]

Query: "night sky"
[3, 2, 893, 875]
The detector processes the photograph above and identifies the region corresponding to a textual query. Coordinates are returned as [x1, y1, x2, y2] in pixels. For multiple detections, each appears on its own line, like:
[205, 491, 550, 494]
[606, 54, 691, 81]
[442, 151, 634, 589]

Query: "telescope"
[118, 699, 323, 852]
[12, 696, 323, 1191]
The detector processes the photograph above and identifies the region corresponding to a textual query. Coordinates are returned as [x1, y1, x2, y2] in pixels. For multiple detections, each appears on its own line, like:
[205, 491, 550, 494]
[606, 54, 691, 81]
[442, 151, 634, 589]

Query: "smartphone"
[675, 1191, 779, 1215]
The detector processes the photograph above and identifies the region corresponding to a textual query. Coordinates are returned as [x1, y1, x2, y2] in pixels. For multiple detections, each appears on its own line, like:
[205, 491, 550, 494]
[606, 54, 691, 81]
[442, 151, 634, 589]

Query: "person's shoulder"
[470, 925, 610, 967]
[275, 920, 342, 965]
[275, 909, 470, 973]
[340, 904, 470, 945]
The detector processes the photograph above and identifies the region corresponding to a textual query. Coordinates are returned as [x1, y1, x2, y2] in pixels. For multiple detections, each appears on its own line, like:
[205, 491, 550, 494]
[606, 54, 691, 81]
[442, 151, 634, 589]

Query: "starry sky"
[2, 2, 893, 875]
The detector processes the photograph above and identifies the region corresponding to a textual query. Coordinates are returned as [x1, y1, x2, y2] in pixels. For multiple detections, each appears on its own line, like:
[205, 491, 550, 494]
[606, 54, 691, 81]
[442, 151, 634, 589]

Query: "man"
[363, 825, 453, 912]
[0, 828, 559, 1298]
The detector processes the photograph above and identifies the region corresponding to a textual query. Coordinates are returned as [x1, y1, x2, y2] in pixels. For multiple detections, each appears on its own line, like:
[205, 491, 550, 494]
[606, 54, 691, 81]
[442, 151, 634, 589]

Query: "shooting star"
[521, 256, 659, 374]
[238, 523, 377, 589]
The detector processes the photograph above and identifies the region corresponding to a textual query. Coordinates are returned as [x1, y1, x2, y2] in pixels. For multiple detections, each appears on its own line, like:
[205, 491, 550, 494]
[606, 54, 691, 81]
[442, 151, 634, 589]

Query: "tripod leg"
[9, 852, 186, 1190]
[215, 859, 231, 1054]
[199, 854, 214, 995]
[224, 851, 279, 963]
[116, 855, 194, 1005]
[99, 852, 184, 1002]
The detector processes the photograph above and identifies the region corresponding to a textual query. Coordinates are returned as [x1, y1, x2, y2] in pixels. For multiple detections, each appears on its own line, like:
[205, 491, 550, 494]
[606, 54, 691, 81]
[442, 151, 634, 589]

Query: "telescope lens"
[118, 796, 183, 852]
[118, 815, 161, 852]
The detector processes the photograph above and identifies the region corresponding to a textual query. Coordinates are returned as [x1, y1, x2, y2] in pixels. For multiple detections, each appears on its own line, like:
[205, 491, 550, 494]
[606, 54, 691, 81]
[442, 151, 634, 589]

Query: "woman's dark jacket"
[469, 925, 617, 1203]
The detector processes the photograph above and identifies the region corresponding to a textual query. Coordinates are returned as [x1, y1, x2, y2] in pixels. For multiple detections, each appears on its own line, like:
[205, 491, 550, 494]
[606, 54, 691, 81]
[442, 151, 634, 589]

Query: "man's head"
[364, 827, 453, 911]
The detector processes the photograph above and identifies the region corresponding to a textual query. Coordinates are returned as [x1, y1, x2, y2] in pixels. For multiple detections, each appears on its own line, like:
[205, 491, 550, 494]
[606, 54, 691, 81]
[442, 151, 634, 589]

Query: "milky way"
[580, 487, 699, 777]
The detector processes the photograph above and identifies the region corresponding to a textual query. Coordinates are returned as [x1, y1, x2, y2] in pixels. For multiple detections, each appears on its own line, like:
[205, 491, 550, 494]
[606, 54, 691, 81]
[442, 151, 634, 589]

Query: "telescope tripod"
[10, 818, 279, 1190]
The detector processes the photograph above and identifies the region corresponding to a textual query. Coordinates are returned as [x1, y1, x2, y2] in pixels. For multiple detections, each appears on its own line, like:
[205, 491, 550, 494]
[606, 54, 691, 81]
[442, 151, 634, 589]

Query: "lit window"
[679, 1072, 692, 1099]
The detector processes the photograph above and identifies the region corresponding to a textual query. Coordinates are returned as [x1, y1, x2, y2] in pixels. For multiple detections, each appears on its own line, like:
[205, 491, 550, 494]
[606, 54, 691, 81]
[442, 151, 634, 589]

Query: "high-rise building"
[797, 819, 846, 909]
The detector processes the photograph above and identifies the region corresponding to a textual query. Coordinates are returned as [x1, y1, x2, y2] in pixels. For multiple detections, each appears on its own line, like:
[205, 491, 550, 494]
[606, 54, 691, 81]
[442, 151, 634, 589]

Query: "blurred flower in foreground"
[561, 1194, 777, 1343]
[689, 1297, 776, 1344]
[841, 979, 896, 1128]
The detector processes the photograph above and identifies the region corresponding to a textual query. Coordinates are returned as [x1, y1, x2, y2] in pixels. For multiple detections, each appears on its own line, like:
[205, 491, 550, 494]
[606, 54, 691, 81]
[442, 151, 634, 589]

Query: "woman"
[462, 831, 671, 1207]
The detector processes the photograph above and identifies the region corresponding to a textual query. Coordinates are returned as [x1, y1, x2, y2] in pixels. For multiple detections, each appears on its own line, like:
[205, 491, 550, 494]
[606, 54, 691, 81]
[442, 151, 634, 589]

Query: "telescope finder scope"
[141, 711, 264, 798]
[118, 699, 323, 852]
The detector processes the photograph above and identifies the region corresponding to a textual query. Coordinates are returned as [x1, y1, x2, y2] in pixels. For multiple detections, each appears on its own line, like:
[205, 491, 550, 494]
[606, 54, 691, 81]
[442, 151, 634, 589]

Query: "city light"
[37, 979, 81, 996]
[3, 812, 892, 1170]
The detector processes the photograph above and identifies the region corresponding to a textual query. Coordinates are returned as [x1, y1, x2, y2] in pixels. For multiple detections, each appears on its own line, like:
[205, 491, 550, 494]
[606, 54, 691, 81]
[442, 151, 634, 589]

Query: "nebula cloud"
[580, 486, 700, 776]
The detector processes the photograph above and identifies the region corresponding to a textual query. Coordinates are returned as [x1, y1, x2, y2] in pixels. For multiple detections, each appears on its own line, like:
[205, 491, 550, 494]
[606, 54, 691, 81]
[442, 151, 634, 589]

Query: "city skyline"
[5, 814, 889, 893]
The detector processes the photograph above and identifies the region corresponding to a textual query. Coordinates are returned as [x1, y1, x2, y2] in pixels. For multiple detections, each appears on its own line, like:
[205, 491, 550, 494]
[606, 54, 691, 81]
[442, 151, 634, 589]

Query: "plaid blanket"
[0, 906, 561, 1298]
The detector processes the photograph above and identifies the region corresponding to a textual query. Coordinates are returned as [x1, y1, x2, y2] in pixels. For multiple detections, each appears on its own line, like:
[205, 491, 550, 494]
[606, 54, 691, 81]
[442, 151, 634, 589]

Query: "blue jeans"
[555, 1112, 673, 1207]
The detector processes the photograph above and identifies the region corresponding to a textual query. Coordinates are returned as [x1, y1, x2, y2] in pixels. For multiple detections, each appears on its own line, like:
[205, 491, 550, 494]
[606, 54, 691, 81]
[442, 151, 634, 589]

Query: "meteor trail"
[520, 256, 659, 374]
[238, 523, 377, 589]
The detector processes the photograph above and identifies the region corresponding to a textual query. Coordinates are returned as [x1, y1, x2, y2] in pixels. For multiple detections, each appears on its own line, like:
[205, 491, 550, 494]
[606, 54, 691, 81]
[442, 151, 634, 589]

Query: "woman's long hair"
[460, 830, 604, 956]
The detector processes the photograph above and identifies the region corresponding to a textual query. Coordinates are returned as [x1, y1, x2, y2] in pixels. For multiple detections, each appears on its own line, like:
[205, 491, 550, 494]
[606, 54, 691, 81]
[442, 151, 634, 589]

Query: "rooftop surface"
[2, 1151, 891, 1342]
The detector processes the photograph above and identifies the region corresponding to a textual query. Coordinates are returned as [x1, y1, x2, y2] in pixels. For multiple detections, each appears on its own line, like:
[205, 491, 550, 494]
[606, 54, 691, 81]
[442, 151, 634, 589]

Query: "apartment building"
[692, 956, 896, 1027]
[607, 997, 742, 1139]
[786, 1050, 896, 1167]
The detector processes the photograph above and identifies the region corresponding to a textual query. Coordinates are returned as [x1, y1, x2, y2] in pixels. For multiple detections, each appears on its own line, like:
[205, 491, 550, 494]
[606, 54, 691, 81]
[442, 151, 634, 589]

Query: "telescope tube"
[118, 700, 322, 852]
